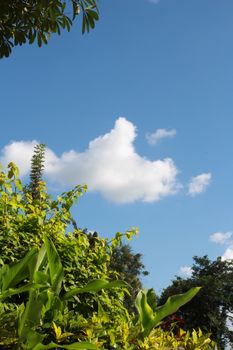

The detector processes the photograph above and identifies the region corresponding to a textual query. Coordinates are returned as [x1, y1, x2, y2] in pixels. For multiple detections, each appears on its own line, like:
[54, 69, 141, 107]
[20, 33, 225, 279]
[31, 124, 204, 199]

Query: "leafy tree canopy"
[0, 0, 99, 58]
[159, 255, 233, 350]
[110, 244, 149, 313]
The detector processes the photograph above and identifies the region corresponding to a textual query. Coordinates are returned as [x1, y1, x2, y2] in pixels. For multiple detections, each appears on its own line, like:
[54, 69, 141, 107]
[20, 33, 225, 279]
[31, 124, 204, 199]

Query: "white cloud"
[188, 173, 211, 196]
[209, 230, 233, 261]
[146, 128, 176, 145]
[0, 117, 181, 204]
[222, 246, 233, 261]
[0, 140, 37, 176]
[0, 141, 58, 177]
[210, 232, 232, 245]
[179, 266, 193, 278]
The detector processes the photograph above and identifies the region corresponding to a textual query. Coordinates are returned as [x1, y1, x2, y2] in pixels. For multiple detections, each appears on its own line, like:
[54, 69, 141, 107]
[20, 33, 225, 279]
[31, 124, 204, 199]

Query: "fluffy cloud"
[179, 266, 193, 278]
[146, 128, 176, 145]
[0, 141, 57, 176]
[0, 140, 37, 176]
[210, 232, 232, 245]
[222, 246, 233, 261]
[0, 118, 181, 204]
[188, 173, 211, 196]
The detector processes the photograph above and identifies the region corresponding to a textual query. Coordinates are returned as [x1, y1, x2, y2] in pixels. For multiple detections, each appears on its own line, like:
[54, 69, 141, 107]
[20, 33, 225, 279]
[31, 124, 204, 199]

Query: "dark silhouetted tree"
[110, 244, 149, 312]
[159, 255, 233, 350]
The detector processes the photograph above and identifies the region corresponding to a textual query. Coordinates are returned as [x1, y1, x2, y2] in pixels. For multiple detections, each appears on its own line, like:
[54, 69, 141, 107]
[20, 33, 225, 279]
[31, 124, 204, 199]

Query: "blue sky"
[1, 0, 233, 293]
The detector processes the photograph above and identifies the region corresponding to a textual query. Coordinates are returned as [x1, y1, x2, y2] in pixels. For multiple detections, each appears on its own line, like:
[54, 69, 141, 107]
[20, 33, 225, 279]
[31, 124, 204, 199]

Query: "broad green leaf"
[136, 287, 201, 337]
[18, 288, 42, 339]
[26, 329, 45, 350]
[102, 280, 127, 289]
[153, 287, 201, 326]
[135, 290, 154, 332]
[28, 244, 46, 283]
[0, 248, 37, 291]
[146, 288, 157, 312]
[0, 283, 45, 301]
[44, 236, 64, 294]
[34, 271, 49, 284]
[42, 290, 62, 317]
[34, 244, 47, 273]
[63, 279, 126, 300]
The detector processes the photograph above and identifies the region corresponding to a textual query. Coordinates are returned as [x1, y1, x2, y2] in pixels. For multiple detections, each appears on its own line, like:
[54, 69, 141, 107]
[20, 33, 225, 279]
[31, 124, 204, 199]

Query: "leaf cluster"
[0, 0, 99, 58]
[135, 287, 201, 338]
[0, 235, 126, 349]
[132, 327, 216, 350]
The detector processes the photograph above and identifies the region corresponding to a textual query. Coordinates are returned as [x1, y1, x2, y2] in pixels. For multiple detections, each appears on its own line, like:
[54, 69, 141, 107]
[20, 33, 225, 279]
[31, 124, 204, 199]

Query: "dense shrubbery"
[0, 162, 131, 348]
[0, 162, 216, 349]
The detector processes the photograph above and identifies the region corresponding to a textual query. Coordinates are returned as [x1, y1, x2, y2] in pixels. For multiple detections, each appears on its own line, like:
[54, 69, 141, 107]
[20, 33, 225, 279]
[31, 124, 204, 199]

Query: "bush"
[0, 162, 132, 348]
[0, 163, 216, 349]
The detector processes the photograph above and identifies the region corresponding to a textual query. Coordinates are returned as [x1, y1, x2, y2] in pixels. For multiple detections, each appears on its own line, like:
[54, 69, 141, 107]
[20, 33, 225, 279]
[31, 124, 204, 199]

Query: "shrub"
[0, 163, 216, 349]
[0, 162, 132, 348]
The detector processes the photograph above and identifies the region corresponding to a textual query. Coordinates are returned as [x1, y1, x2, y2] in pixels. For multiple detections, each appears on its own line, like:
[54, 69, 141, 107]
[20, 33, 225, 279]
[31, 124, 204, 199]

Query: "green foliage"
[0, 162, 216, 349]
[159, 255, 233, 350]
[0, 236, 126, 349]
[0, 162, 131, 348]
[131, 327, 216, 350]
[0, 0, 99, 58]
[29, 143, 46, 200]
[109, 244, 149, 313]
[135, 287, 201, 338]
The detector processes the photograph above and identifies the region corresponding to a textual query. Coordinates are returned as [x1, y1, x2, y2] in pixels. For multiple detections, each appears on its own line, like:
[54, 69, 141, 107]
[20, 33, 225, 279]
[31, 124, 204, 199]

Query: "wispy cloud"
[210, 232, 232, 245]
[179, 266, 193, 278]
[0, 118, 181, 204]
[188, 173, 212, 196]
[146, 128, 176, 145]
[209, 231, 233, 261]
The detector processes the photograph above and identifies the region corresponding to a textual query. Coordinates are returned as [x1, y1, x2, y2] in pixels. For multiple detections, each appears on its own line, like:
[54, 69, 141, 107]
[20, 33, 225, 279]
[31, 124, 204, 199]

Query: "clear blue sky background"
[1, 0, 233, 293]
